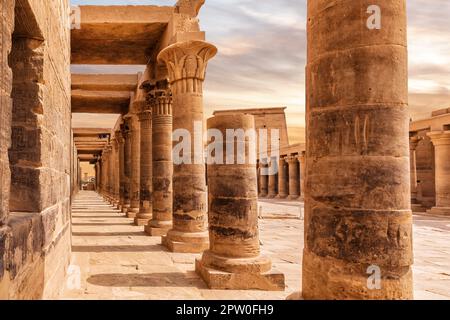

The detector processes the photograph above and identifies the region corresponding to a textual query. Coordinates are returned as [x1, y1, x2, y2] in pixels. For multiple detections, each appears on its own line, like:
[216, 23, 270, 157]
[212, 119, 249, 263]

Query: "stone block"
[195, 258, 285, 291]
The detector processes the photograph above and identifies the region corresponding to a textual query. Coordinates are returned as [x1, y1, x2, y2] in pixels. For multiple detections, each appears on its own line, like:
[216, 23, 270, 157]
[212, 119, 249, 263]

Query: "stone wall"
[0, 0, 72, 299]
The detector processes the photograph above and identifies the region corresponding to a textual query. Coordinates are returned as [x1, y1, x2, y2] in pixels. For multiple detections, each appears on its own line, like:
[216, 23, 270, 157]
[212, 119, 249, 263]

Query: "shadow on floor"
[72, 231, 148, 237]
[87, 272, 207, 288]
[72, 223, 133, 226]
[72, 244, 166, 253]
[72, 216, 128, 219]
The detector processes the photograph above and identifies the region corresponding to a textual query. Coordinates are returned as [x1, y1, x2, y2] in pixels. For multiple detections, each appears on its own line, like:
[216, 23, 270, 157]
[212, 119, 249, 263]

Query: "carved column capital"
[427, 131, 450, 146]
[157, 40, 217, 94]
[142, 79, 173, 116]
[287, 155, 298, 164]
[409, 135, 422, 150]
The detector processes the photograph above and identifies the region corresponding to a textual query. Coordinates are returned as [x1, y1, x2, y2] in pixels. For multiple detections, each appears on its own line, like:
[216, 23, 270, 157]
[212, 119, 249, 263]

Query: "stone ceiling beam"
[72, 90, 130, 114]
[71, 6, 173, 64]
[73, 128, 111, 138]
[72, 74, 138, 92]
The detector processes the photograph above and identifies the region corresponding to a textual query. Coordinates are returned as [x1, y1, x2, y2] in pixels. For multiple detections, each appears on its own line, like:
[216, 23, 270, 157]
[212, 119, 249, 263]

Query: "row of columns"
[258, 153, 305, 200]
[410, 132, 450, 216]
[93, 0, 417, 298]
[96, 40, 221, 255]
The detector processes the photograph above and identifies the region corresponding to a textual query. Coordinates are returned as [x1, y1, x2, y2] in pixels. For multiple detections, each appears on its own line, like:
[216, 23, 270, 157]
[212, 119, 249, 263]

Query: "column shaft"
[122, 120, 132, 213]
[287, 156, 300, 200]
[145, 83, 173, 236]
[267, 157, 278, 198]
[427, 131, 450, 215]
[127, 114, 140, 217]
[135, 107, 153, 226]
[259, 162, 268, 197]
[277, 157, 289, 198]
[196, 114, 285, 290]
[158, 40, 217, 253]
[303, 0, 412, 299]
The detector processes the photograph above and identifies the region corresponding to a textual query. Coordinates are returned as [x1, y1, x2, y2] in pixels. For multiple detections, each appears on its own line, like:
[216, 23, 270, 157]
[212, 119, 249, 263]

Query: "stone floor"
[60, 191, 450, 300]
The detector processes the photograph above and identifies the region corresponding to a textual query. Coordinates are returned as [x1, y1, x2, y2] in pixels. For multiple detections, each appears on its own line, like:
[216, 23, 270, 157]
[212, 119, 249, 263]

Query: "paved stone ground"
[60, 191, 450, 300]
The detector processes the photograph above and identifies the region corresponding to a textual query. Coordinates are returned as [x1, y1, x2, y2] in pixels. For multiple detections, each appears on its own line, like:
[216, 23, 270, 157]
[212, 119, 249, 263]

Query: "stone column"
[196, 114, 285, 290]
[259, 161, 268, 198]
[113, 137, 120, 207]
[145, 82, 173, 236]
[267, 157, 278, 198]
[157, 40, 217, 253]
[287, 156, 300, 200]
[96, 158, 102, 192]
[116, 129, 126, 211]
[103, 146, 111, 201]
[277, 157, 289, 198]
[302, 0, 412, 299]
[299, 151, 306, 200]
[108, 144, 114, 203]
[125, 114, 140, 218]
[135, 101, 153, 226]
[121, 120, 132, 213]
[427, 131, 450, 216]
[409, 136, 421, 203]
[100, 155, 106, 196]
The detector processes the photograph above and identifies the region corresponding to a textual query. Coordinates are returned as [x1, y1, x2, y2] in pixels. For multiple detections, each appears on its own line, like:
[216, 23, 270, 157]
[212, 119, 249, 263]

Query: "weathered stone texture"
[196, 114, 285, 290]
[0, 0, 72, 299]
[0, 0, 15, 225]
[158, 40, 217, 253]
[302, 0, 412, 299]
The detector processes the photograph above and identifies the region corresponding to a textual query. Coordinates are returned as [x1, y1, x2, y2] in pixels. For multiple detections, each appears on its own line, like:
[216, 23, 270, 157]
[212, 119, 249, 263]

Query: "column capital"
[115, 130, 125, 144]
[409, 135, 422, 150]
[137, 110, 152, 122]
[157, 40, 217, 86]
[286, 155, 298, 164]
[142, 79, 173, 116]
[427, 131, 450, 146]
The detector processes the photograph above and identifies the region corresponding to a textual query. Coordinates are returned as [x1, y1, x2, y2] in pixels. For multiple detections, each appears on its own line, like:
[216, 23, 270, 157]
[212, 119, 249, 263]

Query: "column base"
[427, 206, 450, 216]
[267, 193, 277, 199]
[288, 195, 300, 201]
[145, 221, 172, 237]
[258, 193, 268, 198]
[276, 194, 288, 199]
[121, 204, 130, 213]
[161, 230, 209, 253]
[126, 207, 139, 219]
[134, 217, 151, 226]
[286, 292, 303, 300]
[145, 225, 171, 237]
[411, 203, 427, 213]
[195, 252, 285, 291]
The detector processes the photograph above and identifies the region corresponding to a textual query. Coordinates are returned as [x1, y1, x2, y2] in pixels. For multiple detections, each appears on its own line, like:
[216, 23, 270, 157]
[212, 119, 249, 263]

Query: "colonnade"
[257, 152, 305, 200]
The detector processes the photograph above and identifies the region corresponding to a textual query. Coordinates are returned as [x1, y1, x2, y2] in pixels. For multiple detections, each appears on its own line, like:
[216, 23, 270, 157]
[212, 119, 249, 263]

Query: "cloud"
[71, 0, 450, 133]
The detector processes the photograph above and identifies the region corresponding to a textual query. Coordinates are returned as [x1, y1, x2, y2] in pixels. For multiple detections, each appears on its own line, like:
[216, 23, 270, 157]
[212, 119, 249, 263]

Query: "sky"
[71, 0, 450, 144]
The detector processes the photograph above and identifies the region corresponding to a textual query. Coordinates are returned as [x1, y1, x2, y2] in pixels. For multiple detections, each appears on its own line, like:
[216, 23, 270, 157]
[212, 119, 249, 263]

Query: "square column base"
[195, 259, 285, 291]
[286, 291, 303, 300]
[145, 226, 170, 237]
[134, 218, 151, 226]
[427, 207, 450, 216]
[126, 211, 137, 219]
[161, 236, 209, 253]
[411, 203, 427, 213]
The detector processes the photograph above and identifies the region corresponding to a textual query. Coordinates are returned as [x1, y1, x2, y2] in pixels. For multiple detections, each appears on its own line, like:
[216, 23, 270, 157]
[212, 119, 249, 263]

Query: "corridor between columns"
[62, 191, 302, 299]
